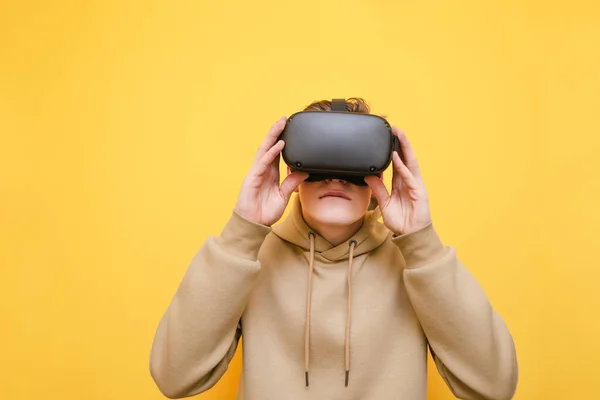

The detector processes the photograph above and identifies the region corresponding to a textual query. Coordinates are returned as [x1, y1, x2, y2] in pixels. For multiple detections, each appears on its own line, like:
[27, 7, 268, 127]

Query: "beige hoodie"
[149, 195, 518, 400]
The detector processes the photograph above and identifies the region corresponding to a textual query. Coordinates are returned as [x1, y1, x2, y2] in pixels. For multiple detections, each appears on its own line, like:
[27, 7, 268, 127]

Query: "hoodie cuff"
[217, 211, 272, 261]
[391, 222, 445, 269]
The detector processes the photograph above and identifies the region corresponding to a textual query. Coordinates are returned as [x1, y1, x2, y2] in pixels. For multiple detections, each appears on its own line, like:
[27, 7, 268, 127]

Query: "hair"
[303, 97, 372, 113]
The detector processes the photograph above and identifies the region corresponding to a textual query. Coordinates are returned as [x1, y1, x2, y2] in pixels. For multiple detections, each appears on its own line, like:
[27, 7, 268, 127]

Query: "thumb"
[280, 172, 309, 203]
[364, 175, 390, 209]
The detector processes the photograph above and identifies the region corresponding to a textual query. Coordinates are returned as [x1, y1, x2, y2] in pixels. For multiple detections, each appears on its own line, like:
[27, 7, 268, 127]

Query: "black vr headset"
[279, 98, 402, 186]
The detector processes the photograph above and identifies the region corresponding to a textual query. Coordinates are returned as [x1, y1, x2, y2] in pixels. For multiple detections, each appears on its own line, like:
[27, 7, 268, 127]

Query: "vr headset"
[279, 98, 401, 186]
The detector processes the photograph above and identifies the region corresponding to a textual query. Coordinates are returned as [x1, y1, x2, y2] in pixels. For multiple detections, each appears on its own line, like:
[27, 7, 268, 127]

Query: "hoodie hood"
[271, 194, 392, 387]
[272, 195, 391, 261]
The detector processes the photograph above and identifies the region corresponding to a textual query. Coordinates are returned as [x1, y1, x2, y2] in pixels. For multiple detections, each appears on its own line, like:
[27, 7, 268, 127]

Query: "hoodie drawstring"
[305, 232, 316, 387]
[304, 232, 357, 388]
[346, 239, 357, 387]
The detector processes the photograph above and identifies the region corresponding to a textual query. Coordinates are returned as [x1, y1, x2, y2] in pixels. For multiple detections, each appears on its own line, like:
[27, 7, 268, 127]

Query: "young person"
[149, 98, 519, 400]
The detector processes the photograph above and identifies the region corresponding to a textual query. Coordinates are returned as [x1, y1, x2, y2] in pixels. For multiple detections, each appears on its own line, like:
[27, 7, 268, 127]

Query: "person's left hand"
[364, 127, 432, 236]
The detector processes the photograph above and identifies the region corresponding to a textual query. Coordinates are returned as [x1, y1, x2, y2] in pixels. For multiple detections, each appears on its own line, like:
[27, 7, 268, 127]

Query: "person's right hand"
[234, 116, 309, 227]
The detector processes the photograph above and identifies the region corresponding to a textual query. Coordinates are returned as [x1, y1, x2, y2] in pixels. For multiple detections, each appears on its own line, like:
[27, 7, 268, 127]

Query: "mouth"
[319, 191, 351, 200]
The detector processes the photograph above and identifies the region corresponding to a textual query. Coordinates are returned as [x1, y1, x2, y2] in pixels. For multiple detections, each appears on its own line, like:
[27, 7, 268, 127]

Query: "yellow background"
[1, 1, 598, 399]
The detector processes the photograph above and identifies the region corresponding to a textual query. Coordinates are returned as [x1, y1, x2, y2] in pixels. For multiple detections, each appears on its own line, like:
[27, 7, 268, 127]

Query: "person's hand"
[234, 117, 309, 227]
[364, 127, 432, 236]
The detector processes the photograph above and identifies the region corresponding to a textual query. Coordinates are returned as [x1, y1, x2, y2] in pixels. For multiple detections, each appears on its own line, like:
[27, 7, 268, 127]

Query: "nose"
[324, 178, 348, 184]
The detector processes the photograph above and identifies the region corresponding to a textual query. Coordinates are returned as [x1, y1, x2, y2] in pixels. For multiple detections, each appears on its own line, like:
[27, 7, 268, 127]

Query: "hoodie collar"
[272, 195, 390, 262]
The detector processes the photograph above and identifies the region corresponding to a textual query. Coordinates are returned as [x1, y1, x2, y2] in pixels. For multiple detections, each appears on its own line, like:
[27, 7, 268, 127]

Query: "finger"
[280, 171, 309, 203]
[255, 117, 287, 163]
[253, 140, 285, 176]
[392, 151, 418, 189]
[392, 127, 421, 177]
[364, 175, 391, 209]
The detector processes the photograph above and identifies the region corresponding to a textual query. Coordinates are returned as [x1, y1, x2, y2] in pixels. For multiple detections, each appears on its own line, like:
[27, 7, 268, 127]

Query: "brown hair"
[303, 97, 371, 113]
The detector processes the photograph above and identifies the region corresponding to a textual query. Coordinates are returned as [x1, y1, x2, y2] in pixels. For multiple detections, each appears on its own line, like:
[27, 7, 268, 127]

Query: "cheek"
[298, 182, 317, 195]
[297, 184, 316, 206]
[356, 187, 373, 208]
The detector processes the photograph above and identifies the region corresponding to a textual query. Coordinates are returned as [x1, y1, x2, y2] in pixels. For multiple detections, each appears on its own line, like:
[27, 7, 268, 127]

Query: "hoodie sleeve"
[149, 211, 271, 399]
[392, 223, 518, 400]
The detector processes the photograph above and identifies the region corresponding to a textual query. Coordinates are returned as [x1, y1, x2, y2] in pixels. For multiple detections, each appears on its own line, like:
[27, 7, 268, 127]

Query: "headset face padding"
[303, 172, 375, 186]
